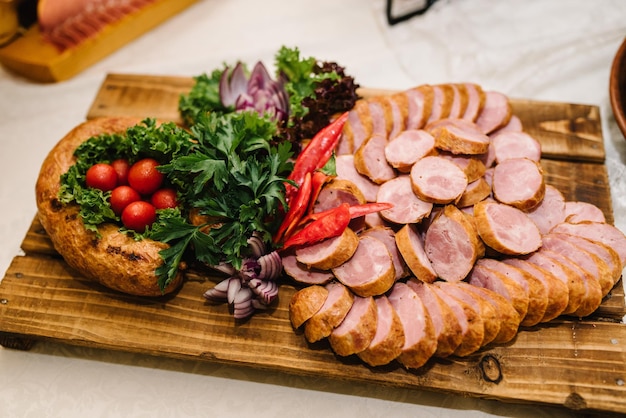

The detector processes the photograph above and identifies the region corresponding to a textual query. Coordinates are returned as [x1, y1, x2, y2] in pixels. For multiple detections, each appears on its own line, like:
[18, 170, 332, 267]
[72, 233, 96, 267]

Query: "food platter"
[1, 73, 625, 414]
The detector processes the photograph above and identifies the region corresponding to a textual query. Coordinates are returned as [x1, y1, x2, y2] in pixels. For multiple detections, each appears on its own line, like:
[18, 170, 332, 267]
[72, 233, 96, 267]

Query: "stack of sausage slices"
[286, 82, 626, 368]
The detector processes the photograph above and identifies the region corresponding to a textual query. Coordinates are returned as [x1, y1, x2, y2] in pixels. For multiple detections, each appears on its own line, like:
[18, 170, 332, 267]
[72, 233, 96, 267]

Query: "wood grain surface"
[2, 73, 625, 414]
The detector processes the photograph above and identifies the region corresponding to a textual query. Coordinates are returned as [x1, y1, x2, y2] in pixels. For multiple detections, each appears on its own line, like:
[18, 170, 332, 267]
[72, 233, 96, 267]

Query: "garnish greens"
[178, 46, 359, 146]
[59, 119, 194, 234]
[59, 113, 293, 291]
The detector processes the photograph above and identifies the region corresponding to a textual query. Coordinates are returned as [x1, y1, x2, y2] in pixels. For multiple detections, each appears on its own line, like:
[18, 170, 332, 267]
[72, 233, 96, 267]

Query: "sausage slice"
[387, 282, 436, 368]
[357, 296, 405, 366]
[329, 295, 378, 356]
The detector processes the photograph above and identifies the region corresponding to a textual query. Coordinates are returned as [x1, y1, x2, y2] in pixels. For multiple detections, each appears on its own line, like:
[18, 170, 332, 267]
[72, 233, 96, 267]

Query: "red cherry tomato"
[110, 185, 141, 215]
[85, 163, 117, 191]
[128, 158, 164, 195]
[111, 159, 130, 185]
[151, 188, 179, 209]
[121, 201, 156, 232]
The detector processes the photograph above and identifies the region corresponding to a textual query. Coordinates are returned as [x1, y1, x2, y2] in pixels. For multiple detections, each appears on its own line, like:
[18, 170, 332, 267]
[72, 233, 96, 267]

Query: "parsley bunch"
[153, 111, 293, 290]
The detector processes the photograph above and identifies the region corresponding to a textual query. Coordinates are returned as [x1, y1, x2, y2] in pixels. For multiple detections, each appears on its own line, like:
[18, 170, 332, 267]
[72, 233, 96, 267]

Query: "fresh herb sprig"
[153, 111, 293, 289]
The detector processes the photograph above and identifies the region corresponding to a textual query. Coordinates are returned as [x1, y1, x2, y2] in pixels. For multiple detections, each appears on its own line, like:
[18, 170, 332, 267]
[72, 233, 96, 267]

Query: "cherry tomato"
[121, 201, 156, 232]
[110, 185, 141, 215]
[151, 188, 179, 209]
[111, 159, 130, 185]
[128, 158, 164, 195]
[85, 163, 117, 191]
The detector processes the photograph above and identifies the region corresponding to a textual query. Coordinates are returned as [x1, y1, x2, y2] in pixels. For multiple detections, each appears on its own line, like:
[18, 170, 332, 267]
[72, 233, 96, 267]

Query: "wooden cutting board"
[1, 73, 625, 414]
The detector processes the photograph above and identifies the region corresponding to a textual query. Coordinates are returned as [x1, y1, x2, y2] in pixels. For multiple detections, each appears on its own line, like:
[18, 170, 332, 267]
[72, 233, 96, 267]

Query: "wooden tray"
[1, 73, 625, 414]
[0, 1, 198, 82]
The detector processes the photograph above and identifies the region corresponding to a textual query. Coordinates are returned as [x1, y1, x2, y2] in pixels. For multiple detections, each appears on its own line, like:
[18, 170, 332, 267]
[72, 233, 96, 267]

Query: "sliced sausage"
[282, 253, 334, 285]
[490, 114, 523, 136]
[526, 184, 566, 235]
[332, 235, 396, 297]
[492, 157, 545, 211]
[540, 249, 602, 317]
[429, 284, 484, 357]
[407, 279, 464, 357]
[384, 94, 408, 139]
[501, 258, 569, 323]
[457, 177, 491, 208]
[523, 250, 586, 315]
[289, 285, 329, 329]
[384, 129, 435, 172]
[328, 295, 377, 356]
[563, 201, 606, 224]
[338, 100, 373, 155]
[304, 281, 354, 343]
[542, 233, 614, 297]
[335, 154, 380, 202]
[405, 85, 434, 130]
[435, 281, 500, 347]
[428, 118, 490, 155]
[475, 90, 512, 134]
[410, 155, 468, 204]
[395, 224, 437, 283]
[449, 83, 469, 118]
[427, 84, 455, 124]
[312, 179, 366, 214]
[461, 283, 520, 344]
[424, 204, 484, 282]
[354, 134, 396, 184]
[468, 263, 530, 321]
[377, 175, 433, 225]
[357, 296, 405, 366]
[295, 227, 359, 270]
[476, 258, 547, 327]
[550, 221, 626, 268]
[473, 200, 542, 255]
[439, 151, 487, 183]
[549, 233, 622, 286]
[361, 226, 408, 280]
[461, 82, 486, 122]
[491, 131, 541, 163]
[387, 282, 436, 368]
[368, 98, 393, 138]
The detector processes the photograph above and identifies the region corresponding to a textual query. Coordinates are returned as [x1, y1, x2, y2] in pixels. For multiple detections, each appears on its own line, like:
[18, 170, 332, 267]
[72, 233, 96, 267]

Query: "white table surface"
[1, 0, 626, 416]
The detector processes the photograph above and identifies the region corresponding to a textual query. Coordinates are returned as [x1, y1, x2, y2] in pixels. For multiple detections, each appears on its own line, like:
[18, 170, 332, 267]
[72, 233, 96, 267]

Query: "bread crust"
[35, 117, 184, 297]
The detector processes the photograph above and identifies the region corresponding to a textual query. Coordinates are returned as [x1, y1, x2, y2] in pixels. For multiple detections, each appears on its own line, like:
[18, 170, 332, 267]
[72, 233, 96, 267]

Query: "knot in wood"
[479, 354, 502, 384]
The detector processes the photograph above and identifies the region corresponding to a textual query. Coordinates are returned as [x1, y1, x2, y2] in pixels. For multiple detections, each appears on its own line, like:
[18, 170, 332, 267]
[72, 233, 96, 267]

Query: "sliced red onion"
[210, 261, 236, 276]
[203, 276, 233, 302]
[220, 62, 248, 107]
[226, 277, 242, 304]
[253, 280, 278, 305]
[257, 251, 282, 280]
[247, 232, 266, 258]
[234, 287, 253, 304]
[233, 300, 255, 319]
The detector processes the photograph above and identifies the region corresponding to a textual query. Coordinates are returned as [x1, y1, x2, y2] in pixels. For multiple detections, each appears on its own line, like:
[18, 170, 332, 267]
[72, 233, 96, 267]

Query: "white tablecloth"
[1, 1, 625, 416]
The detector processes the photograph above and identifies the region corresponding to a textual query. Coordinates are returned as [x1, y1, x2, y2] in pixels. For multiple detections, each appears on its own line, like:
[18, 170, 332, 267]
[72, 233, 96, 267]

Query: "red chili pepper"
[348, 202, 393, 218]
[301, 202, 394, 224]
[273, 172, 312, 243]
[285, 112, 348, 204]
[306, 171, 330, 214]
[282, 203, 351, 250]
